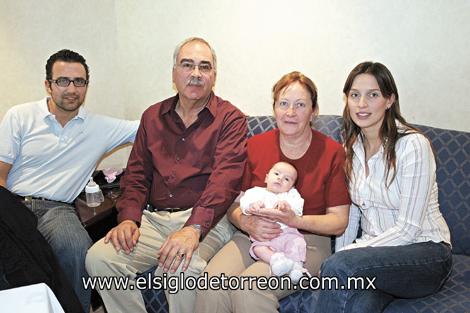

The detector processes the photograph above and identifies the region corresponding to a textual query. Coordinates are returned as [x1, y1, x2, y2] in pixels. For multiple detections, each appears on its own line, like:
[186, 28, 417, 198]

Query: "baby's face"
[265, 162, 297, 193]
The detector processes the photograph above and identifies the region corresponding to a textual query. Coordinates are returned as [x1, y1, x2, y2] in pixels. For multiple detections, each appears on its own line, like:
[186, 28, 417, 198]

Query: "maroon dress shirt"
[116, 92, 247, 238]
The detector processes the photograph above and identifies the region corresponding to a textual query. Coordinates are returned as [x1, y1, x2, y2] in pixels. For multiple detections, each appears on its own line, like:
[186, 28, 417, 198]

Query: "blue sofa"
[141, 115, 470, 313]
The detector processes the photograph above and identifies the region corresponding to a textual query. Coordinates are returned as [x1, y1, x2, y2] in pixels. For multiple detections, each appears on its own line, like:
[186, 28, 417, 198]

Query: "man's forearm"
[116, 203, 144, 226]
[0, 161, 13, 189]
[227, 202, 243, 230]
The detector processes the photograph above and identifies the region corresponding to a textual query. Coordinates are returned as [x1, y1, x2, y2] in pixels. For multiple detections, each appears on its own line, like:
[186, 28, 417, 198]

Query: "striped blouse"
[336, 128, 451, 251]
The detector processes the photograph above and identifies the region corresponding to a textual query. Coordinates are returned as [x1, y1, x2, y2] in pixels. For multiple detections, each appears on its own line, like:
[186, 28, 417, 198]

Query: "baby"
[240, 161, 307, 282]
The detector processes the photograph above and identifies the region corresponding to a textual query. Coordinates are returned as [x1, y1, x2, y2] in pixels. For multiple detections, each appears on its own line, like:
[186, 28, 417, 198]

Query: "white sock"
[289, 262, 305, 283]
[270, 252, 294, 276]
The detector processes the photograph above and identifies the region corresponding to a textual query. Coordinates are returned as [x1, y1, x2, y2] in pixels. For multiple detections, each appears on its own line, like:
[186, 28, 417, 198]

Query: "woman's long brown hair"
[342, 62, 418, 186]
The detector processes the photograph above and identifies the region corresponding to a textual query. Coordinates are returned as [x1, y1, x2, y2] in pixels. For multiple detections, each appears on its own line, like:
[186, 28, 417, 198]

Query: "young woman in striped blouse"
[316, 62, 452, 313]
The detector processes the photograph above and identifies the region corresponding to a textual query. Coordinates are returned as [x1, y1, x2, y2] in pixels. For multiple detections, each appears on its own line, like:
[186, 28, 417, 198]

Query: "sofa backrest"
[246, 115, 470, 256]
[414, 123, 470, 255]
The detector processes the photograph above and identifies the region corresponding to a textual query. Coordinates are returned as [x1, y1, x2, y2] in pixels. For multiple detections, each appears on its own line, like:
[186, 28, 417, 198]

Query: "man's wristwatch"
[189, 224, 202, 233]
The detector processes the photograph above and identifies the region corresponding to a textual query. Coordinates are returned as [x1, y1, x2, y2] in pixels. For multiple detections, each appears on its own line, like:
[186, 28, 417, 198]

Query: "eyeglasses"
[49, 77, 88, 87]
[275, 101, 308, 112]
[177, 61, 213, 74]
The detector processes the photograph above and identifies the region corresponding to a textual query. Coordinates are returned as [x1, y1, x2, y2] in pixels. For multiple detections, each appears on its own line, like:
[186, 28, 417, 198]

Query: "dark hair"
[45, 49, 89, 80]
[342, 62, 418, 186]
[272, 71, 318, 111]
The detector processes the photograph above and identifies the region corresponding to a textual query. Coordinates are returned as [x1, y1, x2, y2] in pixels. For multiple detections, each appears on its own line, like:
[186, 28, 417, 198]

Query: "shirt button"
[181, 137, 185, 142]
[169, 193, 174, 198]
[175, 156, 180, 162]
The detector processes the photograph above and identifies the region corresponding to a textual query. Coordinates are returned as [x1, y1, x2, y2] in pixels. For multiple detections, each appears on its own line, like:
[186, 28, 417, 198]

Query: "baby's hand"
[247, 200, 265, 214]
[274, 200, 290, 211]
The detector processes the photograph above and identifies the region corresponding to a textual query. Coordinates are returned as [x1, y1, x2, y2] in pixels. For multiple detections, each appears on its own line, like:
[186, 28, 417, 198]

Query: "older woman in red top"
[195, 71, 351, 312]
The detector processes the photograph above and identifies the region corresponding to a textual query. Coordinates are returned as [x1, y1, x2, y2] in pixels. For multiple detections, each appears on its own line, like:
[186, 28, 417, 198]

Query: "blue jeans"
[28, 200, 92, 313]
[315, 241, 452, 313]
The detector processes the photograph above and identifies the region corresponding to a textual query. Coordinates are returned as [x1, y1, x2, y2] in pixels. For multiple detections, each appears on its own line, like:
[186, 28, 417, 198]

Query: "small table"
[74, 190, 119, 242]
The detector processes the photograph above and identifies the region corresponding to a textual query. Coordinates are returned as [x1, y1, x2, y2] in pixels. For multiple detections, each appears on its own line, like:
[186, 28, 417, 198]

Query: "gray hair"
[173, 37, 217, 71]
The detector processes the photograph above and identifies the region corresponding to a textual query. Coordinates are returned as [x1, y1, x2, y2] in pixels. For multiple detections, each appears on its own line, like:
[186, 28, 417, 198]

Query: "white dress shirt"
[336, 126, 451, 251]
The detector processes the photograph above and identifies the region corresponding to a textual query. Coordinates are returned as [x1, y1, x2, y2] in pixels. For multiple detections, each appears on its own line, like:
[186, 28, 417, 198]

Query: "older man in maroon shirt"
[86, 37, 247, 313]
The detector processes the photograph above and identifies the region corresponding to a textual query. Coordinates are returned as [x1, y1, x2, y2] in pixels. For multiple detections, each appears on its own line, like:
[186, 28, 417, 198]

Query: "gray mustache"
[188, 77, 203, 86]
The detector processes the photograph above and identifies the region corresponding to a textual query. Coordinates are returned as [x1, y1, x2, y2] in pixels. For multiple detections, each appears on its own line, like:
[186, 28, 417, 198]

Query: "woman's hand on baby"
[274, 200, 291, 211]
[240, 214, 281, 241]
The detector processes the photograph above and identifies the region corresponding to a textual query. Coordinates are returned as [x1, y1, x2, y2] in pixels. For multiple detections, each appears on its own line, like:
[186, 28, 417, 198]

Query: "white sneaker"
[289, 262, 305, 283]
[270, 252, 294, 276]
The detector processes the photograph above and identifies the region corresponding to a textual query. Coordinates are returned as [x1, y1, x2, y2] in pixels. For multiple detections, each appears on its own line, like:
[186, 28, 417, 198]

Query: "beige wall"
[1, 0, 469, 165]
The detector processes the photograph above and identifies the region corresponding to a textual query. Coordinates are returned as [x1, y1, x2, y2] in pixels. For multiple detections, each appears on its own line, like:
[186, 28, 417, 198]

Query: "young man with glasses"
[86, 37, 247, 313]
[0, 49, 139, 312]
